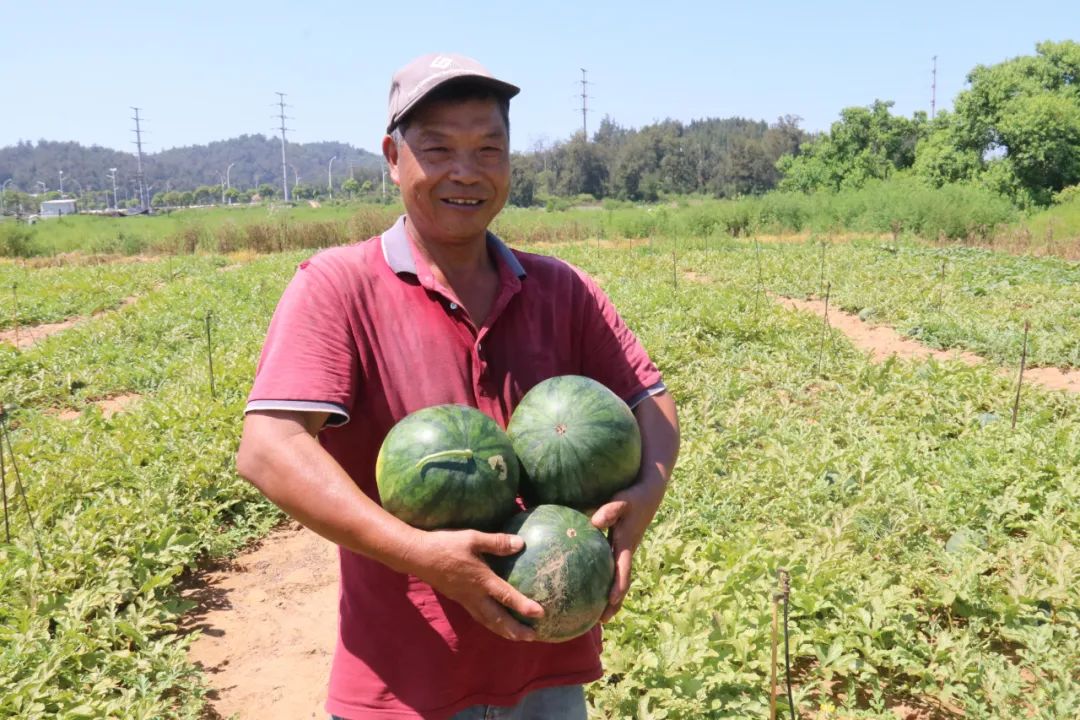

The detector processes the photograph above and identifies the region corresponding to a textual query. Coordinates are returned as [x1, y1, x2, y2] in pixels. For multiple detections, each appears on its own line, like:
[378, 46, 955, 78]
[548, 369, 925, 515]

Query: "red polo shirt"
[246, 215, 664, 719]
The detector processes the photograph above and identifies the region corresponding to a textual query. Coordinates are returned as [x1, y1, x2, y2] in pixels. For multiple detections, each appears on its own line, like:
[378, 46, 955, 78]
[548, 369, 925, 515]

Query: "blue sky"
[2, 0, 1076, 154]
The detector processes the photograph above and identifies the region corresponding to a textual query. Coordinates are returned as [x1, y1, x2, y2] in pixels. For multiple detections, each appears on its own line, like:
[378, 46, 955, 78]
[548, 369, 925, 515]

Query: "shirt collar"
[380, 214, 526, 279]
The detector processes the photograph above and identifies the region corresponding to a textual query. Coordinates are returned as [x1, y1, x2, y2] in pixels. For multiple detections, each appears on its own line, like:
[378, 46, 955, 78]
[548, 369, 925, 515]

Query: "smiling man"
[236, 53, 679, 720]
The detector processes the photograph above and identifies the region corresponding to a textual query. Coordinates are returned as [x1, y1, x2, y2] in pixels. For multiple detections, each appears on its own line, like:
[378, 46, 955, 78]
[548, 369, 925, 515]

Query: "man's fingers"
[476, 596, 538, 642]
[472, 531, 525, 557]
[487, 576, 545, 619]
[591, 500, 629, 530]
[608, 546, 633, 609]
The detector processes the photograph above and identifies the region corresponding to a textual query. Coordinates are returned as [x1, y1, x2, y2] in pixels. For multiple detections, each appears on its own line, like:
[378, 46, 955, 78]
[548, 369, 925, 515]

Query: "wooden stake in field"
[936, 258, 947, 309]
[10, 284, 19, 348]
[818, 238, 828, 298]
[815, 282, 832, 377]
[0, 405, 46, 565]
[754, 237, 766, 312]
[770, 568, 794, 720]
[205, 312, 217, 399]
[1012, 320, 1030, 430]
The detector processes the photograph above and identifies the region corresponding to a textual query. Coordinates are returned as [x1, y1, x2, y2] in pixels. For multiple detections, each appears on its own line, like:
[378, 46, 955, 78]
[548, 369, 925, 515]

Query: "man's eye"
[424, 147, 449, 153]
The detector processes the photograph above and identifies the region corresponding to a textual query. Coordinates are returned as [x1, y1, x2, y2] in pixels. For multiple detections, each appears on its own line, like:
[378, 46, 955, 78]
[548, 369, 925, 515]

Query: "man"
[236, 53, 679, 719]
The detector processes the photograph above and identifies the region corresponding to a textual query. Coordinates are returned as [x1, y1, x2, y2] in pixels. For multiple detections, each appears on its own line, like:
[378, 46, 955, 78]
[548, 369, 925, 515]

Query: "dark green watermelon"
[491, 504, 614, 643]
[507, 375, 641, 510]
[375, 404, 519, 531]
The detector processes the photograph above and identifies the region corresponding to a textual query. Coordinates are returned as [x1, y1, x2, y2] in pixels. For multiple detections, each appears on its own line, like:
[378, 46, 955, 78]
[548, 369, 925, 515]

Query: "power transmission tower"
[274, 92, 292, 202]
[579, 68, 591, 141]
[131, 107, 149, 209]
[931, 55, 938, 120]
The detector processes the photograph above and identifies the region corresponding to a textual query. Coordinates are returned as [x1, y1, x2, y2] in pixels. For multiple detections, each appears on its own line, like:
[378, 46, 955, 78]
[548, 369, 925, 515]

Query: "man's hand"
[406, 529, 544, 642]
[590, 391, 679, 624]
[590, 477, 664, 623]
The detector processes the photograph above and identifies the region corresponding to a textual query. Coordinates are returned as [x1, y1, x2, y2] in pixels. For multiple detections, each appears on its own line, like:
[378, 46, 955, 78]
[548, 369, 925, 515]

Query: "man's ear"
[382, 135, 402, 186]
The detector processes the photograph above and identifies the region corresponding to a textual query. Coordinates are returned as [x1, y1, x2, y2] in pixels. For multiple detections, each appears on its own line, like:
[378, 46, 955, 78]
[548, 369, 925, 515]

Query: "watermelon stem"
[414, 449, 474, 469]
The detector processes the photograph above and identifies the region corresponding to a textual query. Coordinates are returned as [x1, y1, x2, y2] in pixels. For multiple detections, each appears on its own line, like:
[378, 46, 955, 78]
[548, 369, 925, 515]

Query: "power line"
[579, 68, 591, 141]
[931, 55, 938, 120]
[274, 92, 292, 202]
[131, 107, 149, 209]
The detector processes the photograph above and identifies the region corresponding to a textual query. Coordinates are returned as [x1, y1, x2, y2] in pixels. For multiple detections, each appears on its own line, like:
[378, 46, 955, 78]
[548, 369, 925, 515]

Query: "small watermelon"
[491, 504, 614, 642]
[507, 375, 641, 510]
[375, 404, 519, 531]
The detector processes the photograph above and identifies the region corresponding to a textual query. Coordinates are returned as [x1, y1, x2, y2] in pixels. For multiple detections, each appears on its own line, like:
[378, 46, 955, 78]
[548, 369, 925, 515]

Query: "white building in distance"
[40, 199, 77, 217]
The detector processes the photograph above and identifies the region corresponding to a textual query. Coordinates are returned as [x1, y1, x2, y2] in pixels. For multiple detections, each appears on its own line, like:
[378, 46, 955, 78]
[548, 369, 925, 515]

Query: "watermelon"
[507, 375, 641, 510]
[375, 404, 519, 531]
[491, 504, 614, 642]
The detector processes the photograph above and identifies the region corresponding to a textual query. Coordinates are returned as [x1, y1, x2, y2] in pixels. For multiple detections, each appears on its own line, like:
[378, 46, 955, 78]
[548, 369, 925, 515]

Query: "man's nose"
[448, 152, 481, 183]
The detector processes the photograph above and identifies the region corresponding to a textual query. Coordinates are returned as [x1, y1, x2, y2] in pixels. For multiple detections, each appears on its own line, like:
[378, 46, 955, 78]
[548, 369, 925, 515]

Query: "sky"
[2, 0, 1077, 156]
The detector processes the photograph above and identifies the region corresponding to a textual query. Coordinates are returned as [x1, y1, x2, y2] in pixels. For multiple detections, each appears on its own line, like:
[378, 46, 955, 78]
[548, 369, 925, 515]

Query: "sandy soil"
[53, 393, 143, 421]
[775, 294, 1080, 393]
[184, 523, 338, 720]
[0, 292, 147, 350]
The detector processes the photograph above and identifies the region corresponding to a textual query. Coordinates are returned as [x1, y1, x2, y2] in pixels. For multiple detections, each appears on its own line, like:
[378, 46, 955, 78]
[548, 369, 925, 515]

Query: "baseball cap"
[387, 53, 520, 133]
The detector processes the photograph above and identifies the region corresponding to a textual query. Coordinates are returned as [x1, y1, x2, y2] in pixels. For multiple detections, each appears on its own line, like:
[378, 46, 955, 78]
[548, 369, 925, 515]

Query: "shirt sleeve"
[246, 255, 359, 427]
[576, 269, 665, 409]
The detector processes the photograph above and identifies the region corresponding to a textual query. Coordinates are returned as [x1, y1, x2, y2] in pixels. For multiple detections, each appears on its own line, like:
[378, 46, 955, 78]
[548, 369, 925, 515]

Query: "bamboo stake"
[1012, 320, 1030, 430]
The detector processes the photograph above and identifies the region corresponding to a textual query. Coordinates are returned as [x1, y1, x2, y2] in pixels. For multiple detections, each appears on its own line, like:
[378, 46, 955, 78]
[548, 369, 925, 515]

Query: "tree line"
[2, 40, 1076, 215]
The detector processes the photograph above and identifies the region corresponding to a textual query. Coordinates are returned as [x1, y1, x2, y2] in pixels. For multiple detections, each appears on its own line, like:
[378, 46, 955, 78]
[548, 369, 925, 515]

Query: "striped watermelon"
[491, 504, 614, 642]
[507, 375, 641, 510]
[375, 404, 519, 531]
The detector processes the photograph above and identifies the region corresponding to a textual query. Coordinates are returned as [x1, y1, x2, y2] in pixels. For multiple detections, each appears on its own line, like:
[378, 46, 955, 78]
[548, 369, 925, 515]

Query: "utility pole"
[274, 92, 291, 202]
[131, 107, 148, 209]
[328, 155, 337, 200]
[579, 68, 590, 141]
[931, 55, 938, 120]
[108, 168, 118, 210]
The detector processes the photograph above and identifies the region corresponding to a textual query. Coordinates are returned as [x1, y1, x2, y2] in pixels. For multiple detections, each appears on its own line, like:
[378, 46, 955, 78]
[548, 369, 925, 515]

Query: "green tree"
[935, 40, 1080, 206]
[509, 153, 537, 207]
[342, 177, 360, 199]
[778, 100, 927, 192]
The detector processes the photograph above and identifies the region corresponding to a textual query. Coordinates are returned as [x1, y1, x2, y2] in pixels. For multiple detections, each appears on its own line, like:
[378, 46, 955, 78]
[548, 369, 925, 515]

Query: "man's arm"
[236, 410, 543, 641]
[590, 390, 680, 622]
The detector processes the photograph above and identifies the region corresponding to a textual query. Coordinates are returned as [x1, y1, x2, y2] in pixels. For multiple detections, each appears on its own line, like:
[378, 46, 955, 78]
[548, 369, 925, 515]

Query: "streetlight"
[35, 181, 47, 194]
[290, 164, 300, 191]
[59, 169, 64, 196]
[328, 155, 337, 200]
[108, 168, 118, 210]
[225, 162, 236, 202]
[217, 172, 227, 204]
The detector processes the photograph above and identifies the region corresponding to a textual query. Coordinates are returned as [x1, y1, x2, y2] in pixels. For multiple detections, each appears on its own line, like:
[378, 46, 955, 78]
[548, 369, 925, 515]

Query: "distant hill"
[0, 136, 383, 195]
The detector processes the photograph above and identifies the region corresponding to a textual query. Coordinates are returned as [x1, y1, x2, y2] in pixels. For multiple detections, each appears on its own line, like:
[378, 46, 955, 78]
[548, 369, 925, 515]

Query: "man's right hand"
[406, 529, 544, 642]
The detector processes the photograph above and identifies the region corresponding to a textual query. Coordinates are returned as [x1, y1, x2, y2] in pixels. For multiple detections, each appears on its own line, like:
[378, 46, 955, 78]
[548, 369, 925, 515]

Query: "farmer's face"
[384, 97, 510, 246]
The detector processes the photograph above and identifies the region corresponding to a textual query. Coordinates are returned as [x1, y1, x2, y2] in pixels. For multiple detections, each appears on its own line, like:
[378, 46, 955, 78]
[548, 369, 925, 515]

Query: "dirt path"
[775, 294, 1080, 393]
[184, 523, 338, 720]
[0, 291, 148, 350]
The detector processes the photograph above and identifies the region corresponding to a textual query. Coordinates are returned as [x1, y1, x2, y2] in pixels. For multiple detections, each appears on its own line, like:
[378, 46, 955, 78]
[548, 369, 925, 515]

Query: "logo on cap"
[430, 56, 454, 70]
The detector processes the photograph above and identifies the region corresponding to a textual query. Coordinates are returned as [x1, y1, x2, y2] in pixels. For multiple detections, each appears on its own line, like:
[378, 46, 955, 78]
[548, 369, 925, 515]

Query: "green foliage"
[777, 100, 928, 193]
[1, 230, 1079, 718]
[942, 40, 1080, 207]
[548, 241, 1080, 718]
[0, 253, 302, 717]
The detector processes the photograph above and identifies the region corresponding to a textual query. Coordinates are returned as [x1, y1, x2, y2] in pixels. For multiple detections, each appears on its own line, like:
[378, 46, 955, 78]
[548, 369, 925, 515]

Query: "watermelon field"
[0, 216, 1078, 719]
